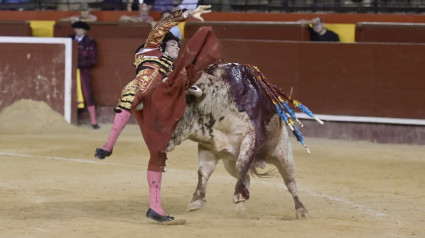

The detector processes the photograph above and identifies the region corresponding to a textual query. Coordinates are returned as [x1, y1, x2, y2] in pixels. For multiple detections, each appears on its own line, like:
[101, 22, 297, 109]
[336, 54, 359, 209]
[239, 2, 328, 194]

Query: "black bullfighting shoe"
[146, 208, 175, 223]
[95, 148, 112, 159]
[92, 124, 100, 129]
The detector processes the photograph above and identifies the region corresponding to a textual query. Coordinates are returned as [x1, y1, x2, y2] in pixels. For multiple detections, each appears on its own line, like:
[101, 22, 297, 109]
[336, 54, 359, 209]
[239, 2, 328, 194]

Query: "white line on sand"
[0, 151, 387, 217]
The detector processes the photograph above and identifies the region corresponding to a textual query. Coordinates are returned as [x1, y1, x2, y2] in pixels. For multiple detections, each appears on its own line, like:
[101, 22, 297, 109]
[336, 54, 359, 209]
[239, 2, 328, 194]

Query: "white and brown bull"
[167, 63, 309, 219]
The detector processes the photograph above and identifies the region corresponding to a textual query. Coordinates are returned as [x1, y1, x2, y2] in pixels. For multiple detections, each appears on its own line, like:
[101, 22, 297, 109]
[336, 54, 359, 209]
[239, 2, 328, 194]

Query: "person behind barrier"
[126, 0, 155, 11]
[60, 2, 98, 23]
[68, 21, 99, 129]
[119, 3, 154, 24]
[95, 6, 211, 223]
[299, 17, 340, 42]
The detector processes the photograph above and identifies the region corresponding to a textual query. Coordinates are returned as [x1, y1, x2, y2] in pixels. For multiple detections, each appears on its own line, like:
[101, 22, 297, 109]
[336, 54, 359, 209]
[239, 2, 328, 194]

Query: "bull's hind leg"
[223, 160, 250, 215]
[188, 145, 218, 211]
[272, 128, 309, 219]
[233, 134, 256, 204]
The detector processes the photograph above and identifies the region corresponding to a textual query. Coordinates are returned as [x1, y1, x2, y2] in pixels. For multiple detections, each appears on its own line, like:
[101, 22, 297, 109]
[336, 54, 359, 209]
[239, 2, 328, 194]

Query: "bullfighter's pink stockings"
[147, 170, 166, 216]
[101, 109, 131, 152]
[87, 105, 98, 126]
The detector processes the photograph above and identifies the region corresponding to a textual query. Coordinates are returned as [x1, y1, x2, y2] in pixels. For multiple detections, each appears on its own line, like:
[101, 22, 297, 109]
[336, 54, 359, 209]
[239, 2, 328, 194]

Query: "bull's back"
[223, 63, 276, 122]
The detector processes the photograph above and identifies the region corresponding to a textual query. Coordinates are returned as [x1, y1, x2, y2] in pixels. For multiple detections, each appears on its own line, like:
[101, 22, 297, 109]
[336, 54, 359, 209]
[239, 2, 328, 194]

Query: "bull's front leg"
[233, 134, 256, 204]
[188, 144, 218, 211]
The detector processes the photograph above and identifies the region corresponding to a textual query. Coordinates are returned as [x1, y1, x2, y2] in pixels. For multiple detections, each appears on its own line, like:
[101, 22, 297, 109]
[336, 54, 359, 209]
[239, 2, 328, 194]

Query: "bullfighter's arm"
[144, 10, 188, 49]
[144, 5, 212, 49]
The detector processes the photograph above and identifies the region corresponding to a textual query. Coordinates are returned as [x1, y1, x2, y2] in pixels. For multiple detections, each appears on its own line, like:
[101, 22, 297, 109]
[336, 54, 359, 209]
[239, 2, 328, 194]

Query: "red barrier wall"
[52, 22, 152, 109]
[0, 20, 32, 36]
[184, 21, 310, 40]
[1, 16, 425, 143]
[75, 38, 425, 120]
[0, 41, 78, 123]
[216, 40, 425, 120]
[75, 37, 425, 144]
[53, 21, 152, 38]
[355, 22, 425, 43]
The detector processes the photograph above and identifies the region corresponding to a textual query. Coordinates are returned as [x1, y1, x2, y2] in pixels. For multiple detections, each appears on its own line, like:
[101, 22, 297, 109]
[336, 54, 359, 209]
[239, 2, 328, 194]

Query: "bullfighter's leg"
[272, 128, 309, 219]
[95, 79, 137, 159]
[188, 145, 218, 211]
[233, 133, 256, 204]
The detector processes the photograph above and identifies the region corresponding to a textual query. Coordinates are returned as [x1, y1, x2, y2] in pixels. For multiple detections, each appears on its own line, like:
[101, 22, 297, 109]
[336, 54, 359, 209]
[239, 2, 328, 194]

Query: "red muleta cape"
[132, 26, 220, 166]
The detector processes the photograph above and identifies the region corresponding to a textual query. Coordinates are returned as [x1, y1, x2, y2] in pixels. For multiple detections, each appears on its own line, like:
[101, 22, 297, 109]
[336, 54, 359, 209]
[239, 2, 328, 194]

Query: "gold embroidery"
[133, 55, 144, 68]
[116, 69, 160, 111]
[145, 10, 185, 48]
[136, 69, 159, 94]
[134, 56, 174, 75]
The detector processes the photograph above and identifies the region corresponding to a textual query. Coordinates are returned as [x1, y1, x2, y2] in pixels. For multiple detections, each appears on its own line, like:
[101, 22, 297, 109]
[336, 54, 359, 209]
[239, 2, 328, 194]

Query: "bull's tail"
[246, 65, 323, 153]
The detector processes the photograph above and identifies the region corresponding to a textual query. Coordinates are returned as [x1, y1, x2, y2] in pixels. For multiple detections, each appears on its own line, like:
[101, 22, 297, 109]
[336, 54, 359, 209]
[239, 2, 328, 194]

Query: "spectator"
[3, 0, 30, 11]
[101, 0, 126, 10]
[126, 0, 155, 11]
[160, 10, 182, 39]
[119, 3, 154, 24]
[68, 21, 99, 129]
[299, 17, 340, 42]
[173, 0, 198, 10]
[152, 0, 175, 11]
[60, 2, 98, 23]
[3, 0, 29, 2]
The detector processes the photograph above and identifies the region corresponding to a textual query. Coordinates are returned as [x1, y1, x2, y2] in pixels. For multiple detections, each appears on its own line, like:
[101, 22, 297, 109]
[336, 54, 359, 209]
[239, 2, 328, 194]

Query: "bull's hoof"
[295, 207, 309, 219]
[187, 199, 205, 211]
[234, 201, 246, 217]
[233, 193, 247, 203]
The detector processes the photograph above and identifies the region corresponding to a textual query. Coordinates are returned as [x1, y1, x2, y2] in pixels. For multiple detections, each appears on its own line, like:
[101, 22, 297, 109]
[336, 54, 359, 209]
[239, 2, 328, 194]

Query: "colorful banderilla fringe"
[247, 65, 324, 153]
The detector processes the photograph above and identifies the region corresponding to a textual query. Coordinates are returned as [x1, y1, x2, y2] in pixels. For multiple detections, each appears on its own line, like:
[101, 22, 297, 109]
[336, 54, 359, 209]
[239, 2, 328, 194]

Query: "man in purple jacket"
[69, 21, 99, 129]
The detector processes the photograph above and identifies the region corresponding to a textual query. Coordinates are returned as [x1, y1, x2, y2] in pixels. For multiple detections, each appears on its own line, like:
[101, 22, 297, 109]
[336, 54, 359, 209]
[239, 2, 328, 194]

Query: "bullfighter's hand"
[190, 5, 211, 22]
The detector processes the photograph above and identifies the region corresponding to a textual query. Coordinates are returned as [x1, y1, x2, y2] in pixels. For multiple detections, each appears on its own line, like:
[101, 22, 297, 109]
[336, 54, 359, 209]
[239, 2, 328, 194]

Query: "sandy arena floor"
[0, 100, 424, 238]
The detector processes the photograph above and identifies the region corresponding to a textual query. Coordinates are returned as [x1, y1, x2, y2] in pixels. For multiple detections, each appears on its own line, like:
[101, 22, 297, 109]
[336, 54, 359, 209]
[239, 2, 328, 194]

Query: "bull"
[167, 63, 310, 219]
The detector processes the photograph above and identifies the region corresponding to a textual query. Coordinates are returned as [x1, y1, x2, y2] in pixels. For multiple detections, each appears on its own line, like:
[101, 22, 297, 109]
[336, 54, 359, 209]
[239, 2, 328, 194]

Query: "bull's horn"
[187, 86, 202, 97]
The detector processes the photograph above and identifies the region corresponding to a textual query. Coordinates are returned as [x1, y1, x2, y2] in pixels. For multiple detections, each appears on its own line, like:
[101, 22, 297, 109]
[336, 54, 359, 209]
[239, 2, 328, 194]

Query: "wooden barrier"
[0, 38, 78, 123]
[184, 21, 310, 40]
[355, 22, 425, 43]
[2, 17, 425, 143]
[0, 20, 32, 36]
[53, 22, 152, 108]
[83, 37, 425, 121]
[76, 37, 425, 143]
[214, 40, 425, 121]
[53, 21, 152, 38]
